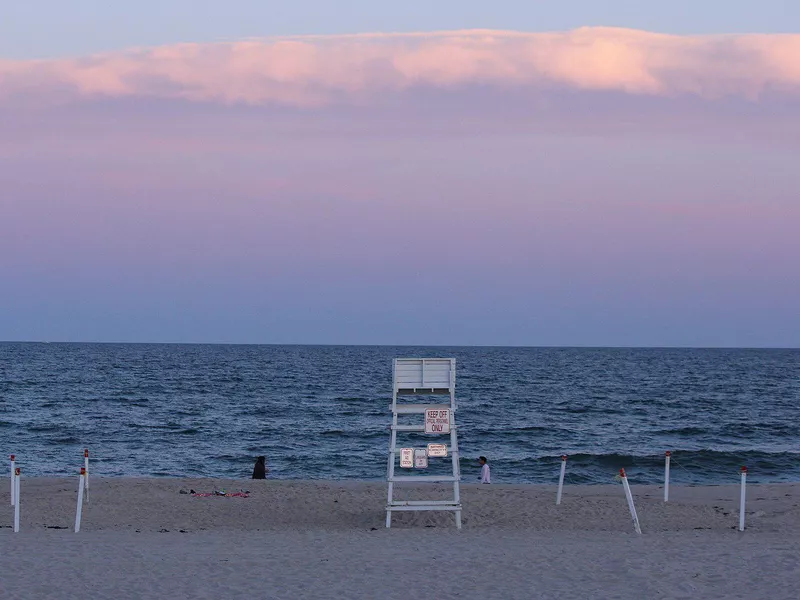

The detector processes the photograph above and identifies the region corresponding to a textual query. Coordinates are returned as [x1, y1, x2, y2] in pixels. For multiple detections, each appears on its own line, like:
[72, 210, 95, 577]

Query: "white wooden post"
[619, 468, 642, 534]
[13, 468, 20, 533]
[9, 455, 15, 506]
[664, 451, 671, 502]
[739, 466, 747, 532]
[84, 449, 89, 503]
[75, 468, 86, 533]
[556, 455, 567, 505]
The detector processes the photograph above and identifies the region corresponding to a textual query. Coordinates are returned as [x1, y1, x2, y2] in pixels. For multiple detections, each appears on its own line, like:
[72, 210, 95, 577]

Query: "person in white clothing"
[479, 456, 491, 484]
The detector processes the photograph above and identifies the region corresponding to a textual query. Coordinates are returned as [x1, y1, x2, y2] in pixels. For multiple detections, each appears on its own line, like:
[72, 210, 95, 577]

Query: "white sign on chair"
[400, 448, 414, 468]
[427, 443, 448, 457]
[424, 408, 450, 434]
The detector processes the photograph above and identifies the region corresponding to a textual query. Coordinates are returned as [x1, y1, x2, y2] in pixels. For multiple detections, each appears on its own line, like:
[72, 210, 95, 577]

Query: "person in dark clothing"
[252, 456, 268, 479]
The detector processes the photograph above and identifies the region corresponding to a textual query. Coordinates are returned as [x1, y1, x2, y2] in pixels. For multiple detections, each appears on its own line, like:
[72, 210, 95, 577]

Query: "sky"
[1, 4, 798, 346]
[2, 1, 800, 58]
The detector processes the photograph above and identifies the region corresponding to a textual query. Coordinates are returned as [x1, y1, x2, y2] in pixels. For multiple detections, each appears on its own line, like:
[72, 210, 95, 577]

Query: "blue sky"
[2, 0, 798, 58]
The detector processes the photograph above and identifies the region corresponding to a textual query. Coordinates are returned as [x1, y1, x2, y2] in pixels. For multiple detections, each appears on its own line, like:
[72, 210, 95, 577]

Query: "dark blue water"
[1, 343, 798, 484]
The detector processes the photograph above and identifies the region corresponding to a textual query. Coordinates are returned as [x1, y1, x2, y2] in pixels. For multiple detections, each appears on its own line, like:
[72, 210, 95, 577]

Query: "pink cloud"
[1, 28, 799, 107]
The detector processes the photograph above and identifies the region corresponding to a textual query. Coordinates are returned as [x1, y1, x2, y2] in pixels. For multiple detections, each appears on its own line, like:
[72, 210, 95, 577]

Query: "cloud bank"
[1, 28, 799, 107]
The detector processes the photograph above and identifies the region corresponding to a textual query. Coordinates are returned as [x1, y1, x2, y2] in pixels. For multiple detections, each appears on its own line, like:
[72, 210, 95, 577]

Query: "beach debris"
[190, 489, 250, 498]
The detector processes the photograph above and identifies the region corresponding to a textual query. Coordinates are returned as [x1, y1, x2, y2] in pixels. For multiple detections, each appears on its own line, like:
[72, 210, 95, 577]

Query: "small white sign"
[414, 448, 428, 468]
[424, 409, 451, 434]
[400, 448, 414, 468]
[427, 443, 448, 457]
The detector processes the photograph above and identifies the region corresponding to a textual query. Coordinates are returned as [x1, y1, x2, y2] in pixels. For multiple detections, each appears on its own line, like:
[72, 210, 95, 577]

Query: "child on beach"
[479, 456, 491, 484]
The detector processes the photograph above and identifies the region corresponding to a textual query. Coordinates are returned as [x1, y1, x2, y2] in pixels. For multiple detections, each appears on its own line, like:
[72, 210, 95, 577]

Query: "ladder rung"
[386, 505, 462, 512]
[388, 475, 459, 482]
[395, 388, 452, 395]
[392, 403, 452, 414]
[390, 425, 458, 431]
[389, 500, 459, 506]
[390, 448, 459, 454]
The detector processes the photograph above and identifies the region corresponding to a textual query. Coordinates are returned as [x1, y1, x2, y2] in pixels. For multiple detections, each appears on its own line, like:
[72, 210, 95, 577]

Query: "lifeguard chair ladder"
[386, 358, 461, 528]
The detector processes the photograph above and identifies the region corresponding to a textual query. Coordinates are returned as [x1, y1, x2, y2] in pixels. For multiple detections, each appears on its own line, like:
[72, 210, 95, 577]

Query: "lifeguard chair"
[385, 358, 462, 528]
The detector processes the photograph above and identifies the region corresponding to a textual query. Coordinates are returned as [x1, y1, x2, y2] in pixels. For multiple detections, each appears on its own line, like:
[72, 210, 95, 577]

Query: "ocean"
[1, 343, 798, 484]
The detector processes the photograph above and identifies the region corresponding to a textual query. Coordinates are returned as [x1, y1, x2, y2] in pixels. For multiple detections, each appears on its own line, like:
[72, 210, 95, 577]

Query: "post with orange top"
[13, 467, 20, 532]
[619, 468, 642, 534]
[556, 455, 567, 505]
[9, 455, 15, 506]
[75, 467, 86, 533]
[739, 466, 747, 532]
[664, 451, 671, 502]
[83, 449, 89, 503]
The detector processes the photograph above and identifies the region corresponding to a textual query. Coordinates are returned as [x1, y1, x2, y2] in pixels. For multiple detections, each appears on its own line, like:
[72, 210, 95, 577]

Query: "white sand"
[3, 478, 800, 599]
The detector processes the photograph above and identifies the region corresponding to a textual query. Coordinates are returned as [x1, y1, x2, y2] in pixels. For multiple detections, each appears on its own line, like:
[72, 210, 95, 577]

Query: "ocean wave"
[654, 426, 707, 436]
[559, 406, 626, 415]
[52, 437, 80, 444]
[28, 424, 62, 432]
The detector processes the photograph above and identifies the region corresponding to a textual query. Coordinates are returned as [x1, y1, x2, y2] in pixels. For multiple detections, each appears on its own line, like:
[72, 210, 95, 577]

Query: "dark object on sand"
[252, 456, 267, 479]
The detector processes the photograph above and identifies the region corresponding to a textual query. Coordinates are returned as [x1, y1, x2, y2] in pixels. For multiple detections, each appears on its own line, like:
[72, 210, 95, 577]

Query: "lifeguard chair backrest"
[393, 358, 455, 394]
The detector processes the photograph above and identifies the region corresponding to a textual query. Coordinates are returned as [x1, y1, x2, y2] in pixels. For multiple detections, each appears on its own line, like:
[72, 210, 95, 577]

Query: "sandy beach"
[3, 478, 800, 599]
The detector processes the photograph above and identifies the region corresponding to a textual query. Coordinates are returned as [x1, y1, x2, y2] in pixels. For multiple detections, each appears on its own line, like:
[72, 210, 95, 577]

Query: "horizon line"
[1, 340, 797, 350]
